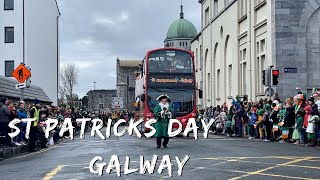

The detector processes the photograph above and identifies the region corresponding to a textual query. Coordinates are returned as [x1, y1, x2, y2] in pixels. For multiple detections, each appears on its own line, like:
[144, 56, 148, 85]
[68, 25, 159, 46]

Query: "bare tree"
[60, 63, 79, 107]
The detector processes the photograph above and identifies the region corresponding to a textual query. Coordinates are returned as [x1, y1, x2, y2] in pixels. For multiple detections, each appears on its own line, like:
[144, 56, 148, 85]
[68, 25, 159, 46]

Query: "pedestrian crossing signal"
[272, 70, 279, 85]
[262, 70, 266, 85]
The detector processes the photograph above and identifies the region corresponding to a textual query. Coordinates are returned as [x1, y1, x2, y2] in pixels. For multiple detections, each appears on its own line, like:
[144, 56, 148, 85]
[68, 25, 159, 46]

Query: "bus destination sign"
[148, 75, 194, 87]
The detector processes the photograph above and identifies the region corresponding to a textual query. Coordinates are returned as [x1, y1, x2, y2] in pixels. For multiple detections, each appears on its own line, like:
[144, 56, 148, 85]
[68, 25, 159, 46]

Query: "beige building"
[192, 0, 320, 108]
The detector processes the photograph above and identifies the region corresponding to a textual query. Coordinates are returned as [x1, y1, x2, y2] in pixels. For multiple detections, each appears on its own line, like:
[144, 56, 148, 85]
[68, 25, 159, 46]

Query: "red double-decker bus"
[135, 48, 198, 132]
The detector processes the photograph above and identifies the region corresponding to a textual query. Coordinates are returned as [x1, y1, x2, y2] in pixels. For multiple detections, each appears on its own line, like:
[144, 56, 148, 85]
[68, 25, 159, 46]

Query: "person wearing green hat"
[256, 108, 265, 139]
[263, 104, 272, 142]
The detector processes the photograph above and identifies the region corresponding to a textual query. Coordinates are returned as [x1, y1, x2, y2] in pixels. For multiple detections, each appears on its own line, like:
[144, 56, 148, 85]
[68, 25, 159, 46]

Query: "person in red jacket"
[303, 106, 311, 128]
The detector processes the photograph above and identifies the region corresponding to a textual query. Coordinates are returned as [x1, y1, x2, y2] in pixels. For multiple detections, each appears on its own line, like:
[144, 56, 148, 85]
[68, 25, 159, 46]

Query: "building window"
[260, 39, 265, 52]
[225, 0, 231, 6]
[255, 0, 265, 6]
[186, 42, 188, 46]
[5, 27, 14, 43]
[180, 42, 182, 46]
[5, 61, 14, 77]
[243, 48, 246, 60]
[217, 69, 220, 97]
[256, 38, 267, 94]
[4, 0, 14, 10]
[205, 7, 210, 25]
[214, 0, 218, 17]
[99, 94, 103, 98]
[99, 104, 104, 110]
[228, 65, 232, 96]
[240, 47, 247, 95]
[239, 0, 247, 18]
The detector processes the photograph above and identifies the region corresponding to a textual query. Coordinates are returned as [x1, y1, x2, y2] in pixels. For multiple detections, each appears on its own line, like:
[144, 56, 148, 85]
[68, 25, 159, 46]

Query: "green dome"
[166, 18, 197, 39]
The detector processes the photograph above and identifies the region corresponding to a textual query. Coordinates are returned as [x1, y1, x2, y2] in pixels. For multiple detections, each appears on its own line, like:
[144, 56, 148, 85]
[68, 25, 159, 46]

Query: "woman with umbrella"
[153, 94, 174, 148]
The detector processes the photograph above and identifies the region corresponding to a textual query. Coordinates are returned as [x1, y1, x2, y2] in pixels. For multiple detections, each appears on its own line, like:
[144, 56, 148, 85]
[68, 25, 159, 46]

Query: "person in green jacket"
[153, 94, 174, 148]
[295, 110, 305, 144]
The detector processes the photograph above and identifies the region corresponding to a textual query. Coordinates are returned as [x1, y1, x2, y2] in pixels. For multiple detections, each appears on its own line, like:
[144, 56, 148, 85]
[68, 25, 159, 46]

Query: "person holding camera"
[153, 94, 174, 148]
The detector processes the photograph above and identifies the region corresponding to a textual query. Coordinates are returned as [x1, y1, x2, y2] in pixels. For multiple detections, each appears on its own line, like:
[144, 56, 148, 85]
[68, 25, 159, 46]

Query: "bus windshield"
[148, 50, 193, 73]
[147, 87, 195, 117]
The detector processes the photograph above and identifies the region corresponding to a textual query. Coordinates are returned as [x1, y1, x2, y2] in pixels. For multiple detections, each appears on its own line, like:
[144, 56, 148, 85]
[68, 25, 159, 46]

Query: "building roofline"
[54, 0, 61, 16]
[191, 32, 202, 43]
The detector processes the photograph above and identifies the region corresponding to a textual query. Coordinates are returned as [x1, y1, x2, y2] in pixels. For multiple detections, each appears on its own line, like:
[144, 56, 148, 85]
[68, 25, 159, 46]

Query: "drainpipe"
[248, 0, 253, 102]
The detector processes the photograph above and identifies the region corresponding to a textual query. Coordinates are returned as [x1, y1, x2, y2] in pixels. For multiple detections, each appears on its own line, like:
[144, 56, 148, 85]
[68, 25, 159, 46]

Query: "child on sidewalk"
[248, 107, 257, 139]
[226, 118, 232, 137]
[256, 109, 265, 140]
[305, 105, 319, 147]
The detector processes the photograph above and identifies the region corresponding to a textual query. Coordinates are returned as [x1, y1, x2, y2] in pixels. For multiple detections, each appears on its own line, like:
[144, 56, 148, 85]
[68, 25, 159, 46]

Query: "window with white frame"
[214, 0, 218, 17]
[239, 0, 247, 18]
[255, 0, 265, 7]
[217, 69, 220, 97]
[205, 7, 210, 25]
[5, 27, 14, 43]
[228, 65, 232, 96]
[225, 0, 231, 6]
[239, 47, 247, 95]
[5, 61, 14, 77]
[4, 0, 14, 10]
[256, 38, 267, 94]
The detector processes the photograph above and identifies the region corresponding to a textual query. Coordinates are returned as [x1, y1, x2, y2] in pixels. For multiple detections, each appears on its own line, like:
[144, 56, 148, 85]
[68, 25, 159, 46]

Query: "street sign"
[12, 63, 31, 83]
[112, 97, 124, 109]
[16, 82, 26, 89]
[284, 68, 297, 73]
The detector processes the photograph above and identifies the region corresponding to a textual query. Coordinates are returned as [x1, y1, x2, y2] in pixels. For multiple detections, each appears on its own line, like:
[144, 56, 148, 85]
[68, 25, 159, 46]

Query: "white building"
[0, 0, 60, 105]
[192, 0, 320, 108]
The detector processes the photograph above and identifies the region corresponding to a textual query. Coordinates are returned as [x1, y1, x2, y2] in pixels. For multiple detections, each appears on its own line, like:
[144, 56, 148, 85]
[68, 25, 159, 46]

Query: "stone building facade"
[116, 58, 141, 111]
[191, 0, 320, 108]
[87, 90, 116, 112]
[274, 0, 320, 99]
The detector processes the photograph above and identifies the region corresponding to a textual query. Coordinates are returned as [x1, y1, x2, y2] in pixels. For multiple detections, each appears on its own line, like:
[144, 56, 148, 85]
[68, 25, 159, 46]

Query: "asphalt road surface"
[0, 128, 320, 180]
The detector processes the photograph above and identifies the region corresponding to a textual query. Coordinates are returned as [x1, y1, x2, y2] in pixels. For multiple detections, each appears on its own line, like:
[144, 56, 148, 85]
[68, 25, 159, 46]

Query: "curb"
[0, 145, 29, 159]
[0, 131, 81, 160]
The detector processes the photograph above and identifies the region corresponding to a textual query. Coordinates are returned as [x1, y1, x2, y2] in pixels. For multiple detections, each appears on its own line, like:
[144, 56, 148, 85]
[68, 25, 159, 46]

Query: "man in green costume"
[153, 94, 174, 148]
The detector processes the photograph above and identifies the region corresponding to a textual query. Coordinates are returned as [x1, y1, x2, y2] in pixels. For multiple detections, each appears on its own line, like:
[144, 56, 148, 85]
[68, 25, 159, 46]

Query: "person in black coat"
[0, 97, 11, 146]
[308, 97, 318, 116]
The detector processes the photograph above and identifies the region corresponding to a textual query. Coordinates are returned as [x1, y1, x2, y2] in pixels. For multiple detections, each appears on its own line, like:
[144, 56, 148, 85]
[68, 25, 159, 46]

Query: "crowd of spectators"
[197, 91, 320, 147]
[0, 98, 92, 152]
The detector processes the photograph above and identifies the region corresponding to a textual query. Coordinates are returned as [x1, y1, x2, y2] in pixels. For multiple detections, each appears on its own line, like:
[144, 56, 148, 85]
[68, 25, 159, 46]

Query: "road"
[0, 128, 320, 180]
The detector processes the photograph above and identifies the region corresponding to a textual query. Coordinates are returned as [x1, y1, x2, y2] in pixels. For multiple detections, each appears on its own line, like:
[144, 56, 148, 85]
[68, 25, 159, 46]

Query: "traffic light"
[262, 70, 266, 85]
[272, 69, 279, 85]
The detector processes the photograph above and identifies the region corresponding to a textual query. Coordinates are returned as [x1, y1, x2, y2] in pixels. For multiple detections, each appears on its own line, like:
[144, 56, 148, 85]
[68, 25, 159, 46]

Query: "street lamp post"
[92, 82, 96, 112]
[127, 76, 129, 111]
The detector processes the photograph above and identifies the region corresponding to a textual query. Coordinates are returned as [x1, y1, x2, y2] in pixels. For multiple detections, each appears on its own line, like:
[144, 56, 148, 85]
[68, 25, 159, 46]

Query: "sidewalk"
[0, 131, 81, 160]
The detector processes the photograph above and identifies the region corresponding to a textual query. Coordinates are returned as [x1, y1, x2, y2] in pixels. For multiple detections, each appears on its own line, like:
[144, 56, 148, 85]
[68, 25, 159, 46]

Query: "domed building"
[164, 3, 197, 50]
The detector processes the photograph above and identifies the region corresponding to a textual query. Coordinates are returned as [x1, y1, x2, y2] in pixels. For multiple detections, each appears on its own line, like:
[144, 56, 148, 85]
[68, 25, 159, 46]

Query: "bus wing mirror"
[199, 89, 203, 99]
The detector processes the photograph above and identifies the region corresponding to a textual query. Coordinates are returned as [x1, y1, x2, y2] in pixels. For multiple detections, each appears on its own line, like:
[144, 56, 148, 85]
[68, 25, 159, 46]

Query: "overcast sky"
[57, 0, 201, 98]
